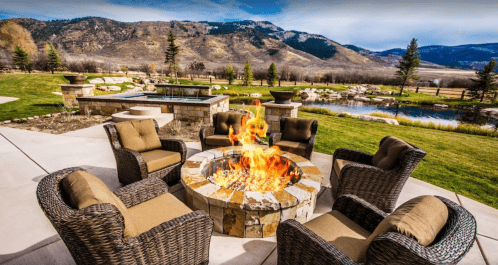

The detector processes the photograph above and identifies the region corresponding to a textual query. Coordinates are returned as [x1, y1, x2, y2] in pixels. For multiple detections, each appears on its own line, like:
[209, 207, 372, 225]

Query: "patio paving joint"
[0, 132, 49, 174]
[475, 237, 490, 265]
[259, 246, 277, 265]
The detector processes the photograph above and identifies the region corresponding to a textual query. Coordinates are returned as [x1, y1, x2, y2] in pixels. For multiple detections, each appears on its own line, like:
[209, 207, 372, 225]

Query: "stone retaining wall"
[78, 94, 228, 124]
[60, 84, 95, 107]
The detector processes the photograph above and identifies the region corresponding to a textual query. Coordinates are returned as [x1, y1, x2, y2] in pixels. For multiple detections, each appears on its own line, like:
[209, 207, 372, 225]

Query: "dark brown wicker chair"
[331, 136, 427, 213]
[277, 195, 476, 265]
[104, 119, 187, 186]
[36, 167, 214, 265]
[199, 112, 244, 151]
[269, 117, 318, 160]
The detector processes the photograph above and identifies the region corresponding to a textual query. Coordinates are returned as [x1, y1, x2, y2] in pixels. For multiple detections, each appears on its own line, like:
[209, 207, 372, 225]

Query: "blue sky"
[1, 0, 497, 51]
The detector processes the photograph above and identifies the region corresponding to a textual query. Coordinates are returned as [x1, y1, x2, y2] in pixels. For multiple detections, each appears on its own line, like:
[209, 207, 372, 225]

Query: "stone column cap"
[262, 101, 302, 109]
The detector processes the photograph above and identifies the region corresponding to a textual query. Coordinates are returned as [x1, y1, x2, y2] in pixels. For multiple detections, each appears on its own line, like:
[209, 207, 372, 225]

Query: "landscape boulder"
[250, 93, 262, 98]
[376, 96, 397, 103]
[243, 93, 249, 97]
[356, 97, 371, 101]
[360, 115, 399, 125]
[480, 108, 498, 118]
[223, 86, 228, 90]
[126, 85, 135, 89]
[107, 86, 121, 91]
[434, 104, 449, 108]
[300, 92, 309, 99]
[97, 86, 108, 91]
[89, 78, 104, 84]
[211, 85, 221, 90]
[367, 85, 381, 92]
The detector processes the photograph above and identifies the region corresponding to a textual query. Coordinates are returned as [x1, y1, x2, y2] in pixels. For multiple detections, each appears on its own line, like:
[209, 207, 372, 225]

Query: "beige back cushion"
[371, 136, 412, 170]
[115, 119, 162, 152]
[216, 112, 243, 135]
[62, 171, 139, 238]
[359, 195, 448, 262]
[282, 118, 314, 142]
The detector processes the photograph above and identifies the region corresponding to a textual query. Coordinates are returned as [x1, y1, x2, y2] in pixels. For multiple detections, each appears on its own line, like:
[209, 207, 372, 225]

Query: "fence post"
[261, 79, 263, 86]
[295, 80, 297, 85]
[416, 86, 419, 93]
[327, 82, 329, 86]
[210, 77, 212, 83]
[436, 89, 440, 96]
[279, 79, 281, 87]
[461, 90, 466, 101]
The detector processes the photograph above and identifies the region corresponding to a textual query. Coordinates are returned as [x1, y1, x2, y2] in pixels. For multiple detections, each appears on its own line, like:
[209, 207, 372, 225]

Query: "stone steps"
[112, 106, 173, 127]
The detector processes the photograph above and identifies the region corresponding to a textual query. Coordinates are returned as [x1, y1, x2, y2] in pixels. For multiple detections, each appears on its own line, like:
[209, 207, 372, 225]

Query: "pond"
[302, 100, 497, 128]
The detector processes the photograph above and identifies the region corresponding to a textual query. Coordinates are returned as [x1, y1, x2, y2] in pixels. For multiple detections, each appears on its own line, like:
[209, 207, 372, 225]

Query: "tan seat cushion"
[334, 159, 358, 179]
[282, 118, 314, 142]
[205, 134, 232, 146]
[304, 210, 371, 262]
[276, 140, 307, 157]
[216, 112, 243, 135]
[115, 119, 162, 152]
[128, 193, 193, 235]
[141, 149, 182, 173]
[62, 171, 138, 238]
[361, 195, 449, 261]
[371, 136, 412, 170]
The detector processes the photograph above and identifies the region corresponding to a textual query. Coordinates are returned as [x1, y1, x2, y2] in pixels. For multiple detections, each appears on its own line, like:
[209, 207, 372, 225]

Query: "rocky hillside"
[0, 17, 379, 70]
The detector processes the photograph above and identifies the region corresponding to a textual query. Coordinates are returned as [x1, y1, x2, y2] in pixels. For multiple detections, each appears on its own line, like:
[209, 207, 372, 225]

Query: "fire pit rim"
[181, 145, 323, 211]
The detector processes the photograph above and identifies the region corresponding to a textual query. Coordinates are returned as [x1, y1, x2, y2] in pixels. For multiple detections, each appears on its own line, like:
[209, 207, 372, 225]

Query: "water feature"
[302, 100, 497, 128]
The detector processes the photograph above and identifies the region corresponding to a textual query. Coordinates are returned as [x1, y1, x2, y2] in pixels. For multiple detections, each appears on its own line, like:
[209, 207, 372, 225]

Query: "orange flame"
[211, 100, 299, 192]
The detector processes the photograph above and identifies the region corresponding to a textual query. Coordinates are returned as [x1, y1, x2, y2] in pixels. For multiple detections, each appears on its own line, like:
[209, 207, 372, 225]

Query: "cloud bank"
[1, 0, 497, 51]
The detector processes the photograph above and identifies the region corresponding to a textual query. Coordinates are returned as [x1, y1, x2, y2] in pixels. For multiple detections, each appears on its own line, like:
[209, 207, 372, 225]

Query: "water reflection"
[302, 100, 497, 127]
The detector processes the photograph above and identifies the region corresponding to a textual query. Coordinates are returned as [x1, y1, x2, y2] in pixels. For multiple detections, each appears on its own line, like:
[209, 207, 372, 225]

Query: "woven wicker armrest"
[160, 138, 187, 163]
[333, 195, 387, 233]
[114, 178, 169, 208]
[268, 132, 282, 147]
[199, 126, 215, 140]
[277, 219, 357, 264]
[333, 148, 373, 165]
[129, 210, 214, 264]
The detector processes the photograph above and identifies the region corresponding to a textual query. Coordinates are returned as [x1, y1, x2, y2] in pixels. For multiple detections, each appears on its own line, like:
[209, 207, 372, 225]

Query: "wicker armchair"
[104, 119, 187, 185]
[199, 112, 244, 151]
[36, 167, 214, 265]
[269, 117, 318, 160]
[277, 195, 476, 265]
[331, 136, 427, 213]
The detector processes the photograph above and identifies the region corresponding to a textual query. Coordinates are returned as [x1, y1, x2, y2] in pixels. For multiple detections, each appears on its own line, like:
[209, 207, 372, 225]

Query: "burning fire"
[210, 101, 299, 192]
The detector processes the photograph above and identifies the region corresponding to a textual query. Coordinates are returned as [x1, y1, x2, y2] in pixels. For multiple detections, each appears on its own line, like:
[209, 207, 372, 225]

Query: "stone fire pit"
[181, 146, 323, 238]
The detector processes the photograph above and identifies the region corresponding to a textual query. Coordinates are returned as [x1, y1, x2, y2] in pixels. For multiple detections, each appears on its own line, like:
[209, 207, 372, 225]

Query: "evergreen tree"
[226, 63, 236, 85]
[165, 28, 180, 84]
[469, 60, 497, 102]
[267, 62, 279, 87]
[46, 44, 61, 74]
[242, 59, 253, 86]
[396, 38, 420, 95]
[12, 44, 30, 73]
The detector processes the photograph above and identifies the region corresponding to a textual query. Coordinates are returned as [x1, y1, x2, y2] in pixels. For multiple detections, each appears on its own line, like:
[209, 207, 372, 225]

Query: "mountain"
[346, 43, 498, 70]
[378, 44, 498, 70]
[343, 45, 445, 69]
[0, 17, 379, 70]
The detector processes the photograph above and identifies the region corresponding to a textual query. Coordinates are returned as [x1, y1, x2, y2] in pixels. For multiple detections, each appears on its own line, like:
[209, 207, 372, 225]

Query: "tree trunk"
[480, 90, 485, 102]
[400, 79, 406, 96]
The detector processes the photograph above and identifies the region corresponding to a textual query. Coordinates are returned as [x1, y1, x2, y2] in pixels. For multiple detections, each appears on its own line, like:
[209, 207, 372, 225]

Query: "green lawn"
[0, 74, 133, 121]
[233, 104, 498, 209]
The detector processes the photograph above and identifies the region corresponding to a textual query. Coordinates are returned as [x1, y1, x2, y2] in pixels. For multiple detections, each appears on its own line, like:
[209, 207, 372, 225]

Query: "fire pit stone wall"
[181, 146, 323, 238]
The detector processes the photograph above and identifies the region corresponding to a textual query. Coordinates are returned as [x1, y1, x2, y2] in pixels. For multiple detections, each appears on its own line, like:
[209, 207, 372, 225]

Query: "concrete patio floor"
[0, 125, 497, 265]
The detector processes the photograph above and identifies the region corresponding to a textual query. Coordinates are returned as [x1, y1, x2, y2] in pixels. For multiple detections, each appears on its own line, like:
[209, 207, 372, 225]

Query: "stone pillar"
[59, 84, 95, 107]
[262, 101, 302, 134]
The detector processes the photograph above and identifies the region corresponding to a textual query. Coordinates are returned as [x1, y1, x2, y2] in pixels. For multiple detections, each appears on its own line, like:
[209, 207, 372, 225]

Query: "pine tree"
[267, 62, 279, 87]
[396, 38, 420, 96]
[12, 44, 30, 73]
[226, 63, 236, 85]
[46, 44, 61, 74]
[165, 28, 180, 84]
[469, 60, 497, 102]
[242, 59, 253, 86]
